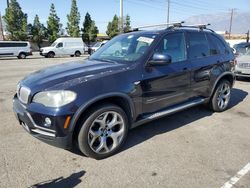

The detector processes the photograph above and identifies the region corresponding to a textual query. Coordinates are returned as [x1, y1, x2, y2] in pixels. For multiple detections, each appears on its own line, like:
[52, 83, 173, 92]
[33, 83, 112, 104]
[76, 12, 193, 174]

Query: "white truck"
[40, 38, 87, 58]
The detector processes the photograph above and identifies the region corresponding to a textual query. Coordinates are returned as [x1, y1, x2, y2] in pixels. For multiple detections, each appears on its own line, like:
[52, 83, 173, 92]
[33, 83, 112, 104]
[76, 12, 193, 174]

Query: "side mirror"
[148, 53, 172, 66]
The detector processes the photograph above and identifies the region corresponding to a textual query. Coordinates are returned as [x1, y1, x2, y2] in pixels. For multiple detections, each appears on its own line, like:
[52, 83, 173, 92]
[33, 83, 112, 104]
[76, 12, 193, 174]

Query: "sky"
[0, 0, 249, 33]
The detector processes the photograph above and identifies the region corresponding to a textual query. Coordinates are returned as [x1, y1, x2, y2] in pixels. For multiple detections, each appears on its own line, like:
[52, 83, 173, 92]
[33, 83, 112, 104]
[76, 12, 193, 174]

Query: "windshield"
[51, 42, 57, 47]
[93, 42, 101, 48]
[246, 49, 250, 55]
[90, 33, 158, 63]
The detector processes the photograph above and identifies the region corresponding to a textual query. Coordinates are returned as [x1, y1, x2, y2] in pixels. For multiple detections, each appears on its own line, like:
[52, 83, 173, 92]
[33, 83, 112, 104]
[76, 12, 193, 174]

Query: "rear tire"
[18, 53, 26, 59]
[77, 104, 129, 159]
[209, 80, 232, 112]
[75, 51, 81, 57]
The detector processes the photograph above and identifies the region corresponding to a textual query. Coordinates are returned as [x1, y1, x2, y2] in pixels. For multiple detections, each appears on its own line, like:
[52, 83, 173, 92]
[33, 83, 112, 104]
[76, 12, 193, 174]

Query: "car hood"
[21, 59, 127, 91]
[237, 55, 250, 63]
[41, 46, 54, 51]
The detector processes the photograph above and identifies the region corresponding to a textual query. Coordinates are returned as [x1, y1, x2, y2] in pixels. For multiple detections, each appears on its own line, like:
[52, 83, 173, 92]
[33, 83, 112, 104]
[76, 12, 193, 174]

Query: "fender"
[209, 71, 235, 96]
[68, 92, 136, 132]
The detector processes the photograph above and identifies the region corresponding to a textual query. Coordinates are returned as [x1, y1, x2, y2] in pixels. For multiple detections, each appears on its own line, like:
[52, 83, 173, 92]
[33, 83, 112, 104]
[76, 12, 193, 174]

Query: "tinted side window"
[188, 32, 209, 59]
[154, 32, 186, 63]
[0, 42, 27, 47]
[207, 34, 229, 55]
[57, 42, 63, 48]
[206, 34, 220, 55]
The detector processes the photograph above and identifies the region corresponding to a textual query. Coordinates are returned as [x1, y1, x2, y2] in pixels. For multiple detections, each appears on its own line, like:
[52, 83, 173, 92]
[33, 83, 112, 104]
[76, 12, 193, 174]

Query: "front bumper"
[40, 52, 48, 56]
[235, 67, 250, 78]
[13, 96, 72, 149]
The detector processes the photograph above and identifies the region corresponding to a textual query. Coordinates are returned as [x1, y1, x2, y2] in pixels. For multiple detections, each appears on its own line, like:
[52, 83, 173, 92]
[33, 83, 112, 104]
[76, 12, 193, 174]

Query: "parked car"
[235, 49, 250, 78]
[40, 38, 87, 58]
[90, 40, 108, 54]
[233, 42, 250, 55]
[13, 24, 235, 159]
[0, 41, 32, 59]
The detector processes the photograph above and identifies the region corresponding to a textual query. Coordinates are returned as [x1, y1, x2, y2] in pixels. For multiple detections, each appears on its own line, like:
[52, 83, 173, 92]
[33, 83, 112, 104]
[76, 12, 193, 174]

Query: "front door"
[141, 32, 191, 114]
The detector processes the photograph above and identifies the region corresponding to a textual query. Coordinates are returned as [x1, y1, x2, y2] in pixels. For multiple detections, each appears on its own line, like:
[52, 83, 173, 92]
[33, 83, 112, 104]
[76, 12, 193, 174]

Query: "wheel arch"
[69, 93, 135, 139]
[210, 72, 235, 96]
[48, 51, 55, 55]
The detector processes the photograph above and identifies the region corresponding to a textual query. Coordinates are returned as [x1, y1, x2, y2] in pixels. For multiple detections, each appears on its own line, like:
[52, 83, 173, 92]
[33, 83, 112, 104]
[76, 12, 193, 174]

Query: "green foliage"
[67, 0, 80, 37]
[123, 15, 131, 33]
[31, 15, 47, 48]
[82, 12, 99, 44]
[106, 15, 119, 38]
[47, 3, 60, 43]
[3, 0, 28, 40]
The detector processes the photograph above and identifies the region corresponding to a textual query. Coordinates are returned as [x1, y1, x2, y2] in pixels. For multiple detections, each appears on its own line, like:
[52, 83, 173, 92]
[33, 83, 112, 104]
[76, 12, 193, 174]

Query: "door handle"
[183, 67, 188, 71]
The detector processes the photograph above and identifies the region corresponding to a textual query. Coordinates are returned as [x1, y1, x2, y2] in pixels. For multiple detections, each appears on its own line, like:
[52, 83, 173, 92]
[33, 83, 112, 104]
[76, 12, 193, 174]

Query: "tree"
[67, 0, 80, 37]
[3, 0, 28, 40]
[31, 15, 46, 48]
[89, 21, 99, 42]
[106, 15, 119, 38]
[123, 15, 131, 33]
[47, 3, 60, 43]
[82, 12, 99, 44]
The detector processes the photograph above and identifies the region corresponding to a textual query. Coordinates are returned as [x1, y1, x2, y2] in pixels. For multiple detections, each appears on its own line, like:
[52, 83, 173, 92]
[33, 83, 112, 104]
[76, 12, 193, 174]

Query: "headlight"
[33, 90, 77, 108]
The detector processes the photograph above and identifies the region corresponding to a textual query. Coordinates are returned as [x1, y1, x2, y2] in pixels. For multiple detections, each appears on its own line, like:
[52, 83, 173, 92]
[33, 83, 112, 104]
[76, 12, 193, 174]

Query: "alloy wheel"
[217, 83, 231, 110]
[87, 111, 125, 154]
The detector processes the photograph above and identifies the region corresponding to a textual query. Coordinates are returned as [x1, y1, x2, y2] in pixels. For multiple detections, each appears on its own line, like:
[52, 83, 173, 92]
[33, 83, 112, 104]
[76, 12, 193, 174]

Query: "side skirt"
[131, 97, 209, 129]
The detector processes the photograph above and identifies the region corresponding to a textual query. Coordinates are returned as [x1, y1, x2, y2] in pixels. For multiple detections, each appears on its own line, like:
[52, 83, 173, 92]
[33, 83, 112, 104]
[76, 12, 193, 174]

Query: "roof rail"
[169, 23, 214, 32]
[130, 21, 185, 32]
[127, 22, 214, 33]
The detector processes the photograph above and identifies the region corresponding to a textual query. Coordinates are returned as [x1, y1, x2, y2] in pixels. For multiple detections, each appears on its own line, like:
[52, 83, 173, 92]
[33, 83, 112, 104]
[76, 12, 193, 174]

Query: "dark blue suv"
[13, 25, 235, 159]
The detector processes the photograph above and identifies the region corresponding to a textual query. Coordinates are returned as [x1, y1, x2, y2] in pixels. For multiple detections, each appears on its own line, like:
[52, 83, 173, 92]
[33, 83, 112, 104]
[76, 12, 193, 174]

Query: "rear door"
[0, 42, 14, 56]
[187, 31, 221, 98]
[141, 32, 191, 114]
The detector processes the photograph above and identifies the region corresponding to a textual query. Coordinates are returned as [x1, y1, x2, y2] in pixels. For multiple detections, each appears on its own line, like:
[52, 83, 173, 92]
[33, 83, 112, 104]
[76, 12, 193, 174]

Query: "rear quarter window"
[207, 33, 229, 55]
[0, 42, 28, 47]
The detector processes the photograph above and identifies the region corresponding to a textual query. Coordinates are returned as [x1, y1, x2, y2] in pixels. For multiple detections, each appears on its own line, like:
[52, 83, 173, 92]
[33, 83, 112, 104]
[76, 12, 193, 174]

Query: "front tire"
[77, 104, 129, 159]
[48, 52, 55, 58]
[209, 80, 231, 112]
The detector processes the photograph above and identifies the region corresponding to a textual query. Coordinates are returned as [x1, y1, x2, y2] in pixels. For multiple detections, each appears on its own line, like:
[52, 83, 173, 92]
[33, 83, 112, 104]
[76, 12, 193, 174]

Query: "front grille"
[238, 63, 250, 69]
[17, 86, 31, 104]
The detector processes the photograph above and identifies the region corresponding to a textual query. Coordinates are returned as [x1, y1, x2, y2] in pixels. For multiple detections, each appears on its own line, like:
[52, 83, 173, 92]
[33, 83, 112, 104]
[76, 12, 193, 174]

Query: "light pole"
[167, 0, 170, 24]
[229, 8, 236, 39]
[120, 0, 123, 33]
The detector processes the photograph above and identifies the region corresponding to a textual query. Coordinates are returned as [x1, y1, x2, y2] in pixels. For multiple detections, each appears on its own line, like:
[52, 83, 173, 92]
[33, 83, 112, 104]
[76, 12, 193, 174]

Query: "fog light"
[44, 117, 52, 127]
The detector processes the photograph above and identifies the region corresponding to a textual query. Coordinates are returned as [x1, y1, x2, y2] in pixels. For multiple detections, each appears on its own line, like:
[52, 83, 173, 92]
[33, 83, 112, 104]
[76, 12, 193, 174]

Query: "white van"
[90, 40, 109, 54]
[40, 38, 87, 58]
[0, 41, 32, 59]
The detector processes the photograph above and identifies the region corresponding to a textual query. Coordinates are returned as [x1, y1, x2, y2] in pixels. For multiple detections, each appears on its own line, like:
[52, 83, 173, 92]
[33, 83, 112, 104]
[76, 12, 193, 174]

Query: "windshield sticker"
[137, 37, 154, 44]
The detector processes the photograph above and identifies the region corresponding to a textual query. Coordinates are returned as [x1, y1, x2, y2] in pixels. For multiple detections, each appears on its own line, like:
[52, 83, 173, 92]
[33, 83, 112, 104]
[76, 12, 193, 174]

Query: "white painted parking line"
[221, 163, 250, 188]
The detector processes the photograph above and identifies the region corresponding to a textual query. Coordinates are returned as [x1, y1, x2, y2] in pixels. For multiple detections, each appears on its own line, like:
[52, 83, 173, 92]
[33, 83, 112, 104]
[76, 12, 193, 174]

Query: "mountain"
[185, 12, 250, 34]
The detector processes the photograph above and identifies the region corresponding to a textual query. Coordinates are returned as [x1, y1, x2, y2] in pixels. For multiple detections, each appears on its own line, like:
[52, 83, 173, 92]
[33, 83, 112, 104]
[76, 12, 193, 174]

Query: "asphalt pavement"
[0, 53, 249, 188]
